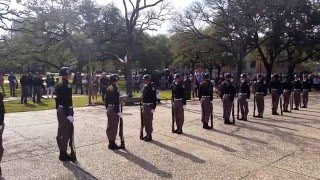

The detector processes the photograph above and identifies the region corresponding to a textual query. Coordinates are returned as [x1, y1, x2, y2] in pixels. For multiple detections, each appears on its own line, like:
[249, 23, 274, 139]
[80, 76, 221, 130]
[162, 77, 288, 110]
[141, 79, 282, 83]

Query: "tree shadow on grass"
[37, 102, 49, 107]
[151, 140, 205, 163]
[114, 150, 172, 179]
[24, 103, 37, 108]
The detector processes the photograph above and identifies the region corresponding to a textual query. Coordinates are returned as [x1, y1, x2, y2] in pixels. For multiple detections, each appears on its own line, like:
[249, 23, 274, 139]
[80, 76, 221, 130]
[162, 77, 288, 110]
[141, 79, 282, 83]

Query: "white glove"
[67, 116, 74, 123]
[118, 113, 123, 118]
[151, 109, 155, 114]
[183, 105, 186, 110]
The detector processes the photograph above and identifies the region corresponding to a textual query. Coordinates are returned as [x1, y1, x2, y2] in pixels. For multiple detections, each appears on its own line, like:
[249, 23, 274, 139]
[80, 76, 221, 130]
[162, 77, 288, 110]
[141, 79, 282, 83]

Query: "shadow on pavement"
[151, 140, 205, 163]
[213, 129, 269, 144]
[114, 150, 172, 179]
[245, 120, 298, 131]
[182, 134, 237, 152]
[63, 161, 98, 180]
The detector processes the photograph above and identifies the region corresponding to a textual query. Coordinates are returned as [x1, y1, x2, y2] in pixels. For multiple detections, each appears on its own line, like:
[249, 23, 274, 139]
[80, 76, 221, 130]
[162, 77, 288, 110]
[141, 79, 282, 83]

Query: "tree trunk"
[236, 59, 243, 87]
[125, 46, 133, 97]
[288, 63, 296, 79]
[265, 64, 273, 82]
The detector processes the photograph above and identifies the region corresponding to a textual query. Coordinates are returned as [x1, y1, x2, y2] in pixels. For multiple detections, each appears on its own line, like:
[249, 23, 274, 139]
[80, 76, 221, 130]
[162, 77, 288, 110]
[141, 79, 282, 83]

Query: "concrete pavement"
[2, 93, 320, 179]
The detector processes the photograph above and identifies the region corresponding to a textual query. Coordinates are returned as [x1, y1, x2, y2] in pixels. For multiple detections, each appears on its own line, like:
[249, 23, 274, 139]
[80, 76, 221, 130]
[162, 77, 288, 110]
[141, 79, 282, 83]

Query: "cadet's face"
[143, 79, 149, 84]
[66, 74, 72, 80]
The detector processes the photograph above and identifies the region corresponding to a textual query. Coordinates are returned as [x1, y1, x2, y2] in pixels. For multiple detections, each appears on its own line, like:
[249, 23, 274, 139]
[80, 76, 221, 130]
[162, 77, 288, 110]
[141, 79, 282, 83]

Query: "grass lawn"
[4, 91, 173, 113]
[4, 96, 90, 113]
[2, 79, 173, 113]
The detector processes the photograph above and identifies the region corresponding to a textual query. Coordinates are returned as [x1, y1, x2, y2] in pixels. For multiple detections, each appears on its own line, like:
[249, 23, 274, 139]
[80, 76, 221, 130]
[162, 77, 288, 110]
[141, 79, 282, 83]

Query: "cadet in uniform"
[172, 74, 186, 134]
[20, 72, 29, 104]
[301, 74, 311, 108]
[292, 75, 302, 110]
[269, 73, 282, 115]
[253, 74, 267, 118]
[199, 73, 213, 129]
[282, 75, 292, 112]
[0, 92, 4, 175]
[33, 72, 43, 103]
[219, 73, 236, 124]
[238, 74, 250, 121]
[55, 67, 76, 161]
[105, 74, 123, 149]
[141, 75, 157, 141]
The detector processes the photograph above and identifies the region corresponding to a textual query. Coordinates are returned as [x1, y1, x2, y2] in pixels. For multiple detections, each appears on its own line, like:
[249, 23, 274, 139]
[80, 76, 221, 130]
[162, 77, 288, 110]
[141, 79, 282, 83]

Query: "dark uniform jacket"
[33, 77, 43, 87]
[172, 82, 186, 105]
[142, 83, 157, 110]
[219, 80, 236, 101]
[239, 80, 251, 99]
[20, 75, 29, 87]
[105, 84, 120, 113]
[55, 79, 73, 116]
[301, 80, 311, 92]
[282, 79, 292, 91]
[269, 79, 282, 94]
[292, 80, 302, 91]
[199, 80, 213, 101]
[253, 81, 268, 96]
[0, 92, 4, 125]
[0, 92, 4, 114]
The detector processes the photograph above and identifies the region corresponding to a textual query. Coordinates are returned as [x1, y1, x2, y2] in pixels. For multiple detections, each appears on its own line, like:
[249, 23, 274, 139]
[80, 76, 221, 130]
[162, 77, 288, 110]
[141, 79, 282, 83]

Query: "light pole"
[86, 38, 94, 105]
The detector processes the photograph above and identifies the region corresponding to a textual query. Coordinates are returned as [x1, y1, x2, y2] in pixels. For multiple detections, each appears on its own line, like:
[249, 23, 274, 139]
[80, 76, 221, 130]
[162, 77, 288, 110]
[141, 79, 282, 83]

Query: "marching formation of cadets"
[54, 68, 314, 162]
[0, 67, 314, 174]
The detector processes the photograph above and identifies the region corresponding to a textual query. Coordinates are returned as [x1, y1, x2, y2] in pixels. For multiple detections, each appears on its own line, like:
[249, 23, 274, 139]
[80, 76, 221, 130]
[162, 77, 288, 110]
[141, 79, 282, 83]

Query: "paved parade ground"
[2, 93, 320, 180]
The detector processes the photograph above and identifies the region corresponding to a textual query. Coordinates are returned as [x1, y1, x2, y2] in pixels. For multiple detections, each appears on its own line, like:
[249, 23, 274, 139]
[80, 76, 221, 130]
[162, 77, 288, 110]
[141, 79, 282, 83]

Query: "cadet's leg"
[239, 96, 245, 119]
[0, 115, 4, 163]
[201, 99, 205, 123]
[305, 91, 309, 108]
[107, 107, 120, 149]
[179, 101, 184, 131]
[143, 105, 153, 141]
[256, 95, 263, 117]
[223, 97, 227, 121]
[56, 108, 73, 160]
[244, 98, 249, 120]
[37, 87, 41, 102]
[173, 101, 179, 129]
[271, 91, 276, 112]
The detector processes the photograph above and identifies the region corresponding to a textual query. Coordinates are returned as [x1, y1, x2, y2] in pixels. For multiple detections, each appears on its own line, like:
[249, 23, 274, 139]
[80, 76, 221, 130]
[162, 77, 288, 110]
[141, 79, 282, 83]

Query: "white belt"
[256, 92, 264, 95]
[294, 89, 301, 91]
[58, 105, 73, 108]
[224, 94, 231, 96]
[143, 103, 153, 105]
[174, 99, 183, 100]
[202, 96, 211, 98]
[303, 89, 309, 91]
[108, 104, 117, 107]
[239, 93, 247, 95]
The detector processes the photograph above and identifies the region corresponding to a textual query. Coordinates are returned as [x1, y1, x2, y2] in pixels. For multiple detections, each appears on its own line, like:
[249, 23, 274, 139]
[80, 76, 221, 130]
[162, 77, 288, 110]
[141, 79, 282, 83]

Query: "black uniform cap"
[273, 73, 279, 79]
[59, 67, 71, 76]
[174, 74, 182, 79]
[257, 74, 262, 78]
[110, 74, 120, 82]
[225, 73, 232, 78]
[143, 74, 151, 81]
